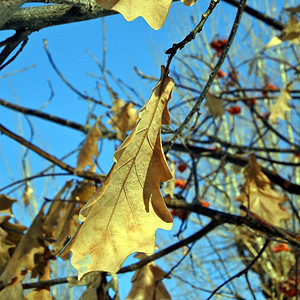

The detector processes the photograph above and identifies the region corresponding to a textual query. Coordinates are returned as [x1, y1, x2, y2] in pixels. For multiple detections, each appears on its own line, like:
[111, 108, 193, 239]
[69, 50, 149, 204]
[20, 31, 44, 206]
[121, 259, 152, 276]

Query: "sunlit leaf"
[60, 66, 174, 278]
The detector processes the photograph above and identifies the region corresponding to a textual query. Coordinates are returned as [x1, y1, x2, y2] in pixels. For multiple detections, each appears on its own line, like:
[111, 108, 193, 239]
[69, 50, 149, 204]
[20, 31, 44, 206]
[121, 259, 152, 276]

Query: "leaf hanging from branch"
[75, 120, 102, 172]
[236, 155, 291, 227]
[204, 93, 225, 118]
[126, 253, 171, 300]
[95, 0, 197, 30]
[108, 99, 138, 142]
[269, 90, 291, 123]
[265, 15, 300, 48]
[0, 204, 49, 286]
[60, 66, 174, 278]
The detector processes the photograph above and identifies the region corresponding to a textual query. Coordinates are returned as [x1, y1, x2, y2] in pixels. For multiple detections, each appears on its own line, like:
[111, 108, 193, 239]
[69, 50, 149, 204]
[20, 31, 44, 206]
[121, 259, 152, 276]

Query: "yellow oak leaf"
[236, 155, 291, 227]
[60, 66, 174, 278]
[126, 253, 171, 300]
[75, 120, 102, 172]
[269, 90, 291, 123]
[204, 93, 225, 118]
[95, 0, 197, 30]
[0, 227, 15, 274]
[108, 99, 138, 142]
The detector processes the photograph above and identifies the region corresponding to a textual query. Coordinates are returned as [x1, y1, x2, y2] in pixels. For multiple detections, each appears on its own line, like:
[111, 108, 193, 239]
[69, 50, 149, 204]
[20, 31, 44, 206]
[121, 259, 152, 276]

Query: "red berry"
[267, 83, 277, 90]
[177, 162, 187, 173]
[228, 106, 241, 115]
[216, 70, 226, 78]
[200, 200, 210, 207]
[228, 107, 235, 114]
[175, 179, 187, 189]
[234, 106, 241, 114]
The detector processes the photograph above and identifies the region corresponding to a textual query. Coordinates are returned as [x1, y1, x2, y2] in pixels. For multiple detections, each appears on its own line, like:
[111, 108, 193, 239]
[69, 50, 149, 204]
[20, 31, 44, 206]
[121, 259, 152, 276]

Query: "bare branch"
[0, 123, 105, 182]
[1, 4, 117, 32]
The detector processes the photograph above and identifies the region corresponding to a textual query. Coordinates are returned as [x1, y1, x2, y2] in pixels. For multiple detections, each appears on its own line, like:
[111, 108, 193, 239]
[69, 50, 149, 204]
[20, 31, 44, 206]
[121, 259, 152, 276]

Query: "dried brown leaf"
[204, 93, 225, 118]
[236, 155, 291, 227]
[76, 120, 102, 172]
[108, 99, 138, 142]
[0, 194, 17, 216]
[25, 290, 53, 300]
[0, 215, 26, 246]
[60, 66, 174, 278]
[286, 5, 300, 13]
[25, 260, 53, 300]
[126, 253, 171, 300]
[0, 205, 48, 285]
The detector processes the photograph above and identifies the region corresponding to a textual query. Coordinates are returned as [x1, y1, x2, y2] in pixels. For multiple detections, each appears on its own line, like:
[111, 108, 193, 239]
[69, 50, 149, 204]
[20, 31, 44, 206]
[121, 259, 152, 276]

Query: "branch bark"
[222, 0, 284, 31]
[0, 0, 27, 30]
[1, 4, 117, 31]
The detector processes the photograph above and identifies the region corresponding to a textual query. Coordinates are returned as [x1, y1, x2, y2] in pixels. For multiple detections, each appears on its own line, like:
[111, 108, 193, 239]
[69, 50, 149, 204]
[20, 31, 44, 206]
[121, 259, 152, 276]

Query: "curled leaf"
[126, 253, 171, 300]
[108, 99, 138, 142]
[236, 155, 291, 227]
[61, 66, 174, 278]
[76, 120, 102, 172]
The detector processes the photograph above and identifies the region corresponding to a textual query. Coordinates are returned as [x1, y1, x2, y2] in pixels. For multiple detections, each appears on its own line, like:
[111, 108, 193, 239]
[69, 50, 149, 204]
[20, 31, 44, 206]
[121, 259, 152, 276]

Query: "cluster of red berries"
[210, 39, 227, 57]
[228, 105, 241, 115]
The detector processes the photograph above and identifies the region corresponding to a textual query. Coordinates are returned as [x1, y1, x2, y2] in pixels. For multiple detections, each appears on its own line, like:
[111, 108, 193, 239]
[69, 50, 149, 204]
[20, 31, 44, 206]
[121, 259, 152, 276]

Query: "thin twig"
[207, 240, 270, 299]
[0, 123, 104, 182]
[165, 0, 247, 154]
[43, 40, 111, 108]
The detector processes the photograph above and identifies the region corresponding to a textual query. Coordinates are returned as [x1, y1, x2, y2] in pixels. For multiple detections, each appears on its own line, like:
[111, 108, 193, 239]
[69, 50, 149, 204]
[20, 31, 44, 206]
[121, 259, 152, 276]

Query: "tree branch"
[222, 0, 284, 31]
[0, 29, 31, 70]
[165, 142, 300, 195]
[0, 123, 104, 182]
[0, 0, 27, 30]
[207, 239, 270, 299]
[165, 0, 246, 154]
[166, 199, 300, 247]
[1, 4, 117, 32]
[0, 98, 88, 133]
